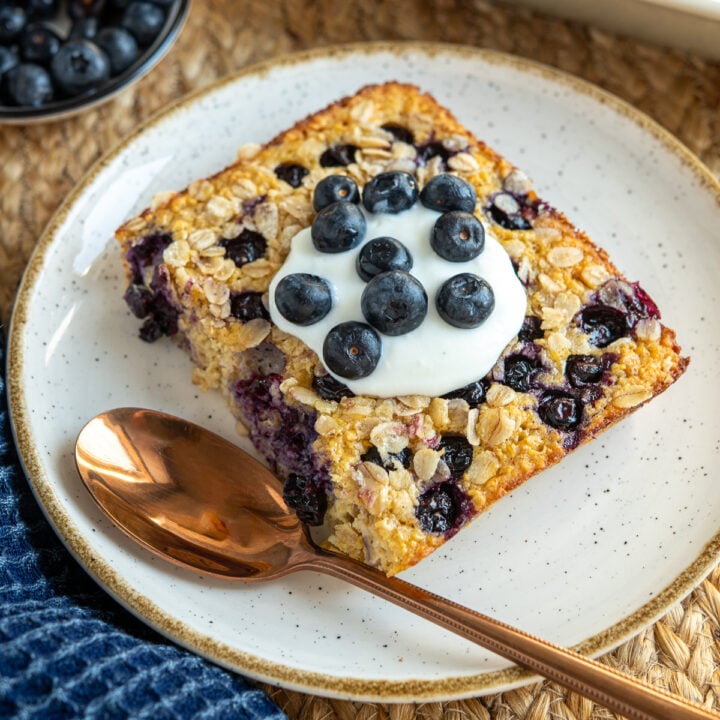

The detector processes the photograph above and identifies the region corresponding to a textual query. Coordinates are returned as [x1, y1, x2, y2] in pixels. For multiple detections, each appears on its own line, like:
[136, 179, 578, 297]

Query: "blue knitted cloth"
[0, 333, 285, 720]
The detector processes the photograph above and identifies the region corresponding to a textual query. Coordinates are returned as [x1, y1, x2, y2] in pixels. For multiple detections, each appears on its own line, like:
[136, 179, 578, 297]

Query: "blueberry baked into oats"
[116, 83, 688, 576]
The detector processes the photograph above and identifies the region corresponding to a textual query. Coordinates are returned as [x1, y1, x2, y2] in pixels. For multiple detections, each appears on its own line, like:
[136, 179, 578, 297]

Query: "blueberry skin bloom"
[311, 201, 367, 253]
[420, 173, 477, 214]
[0, 45, 18, 78]
[95, 26, 139, 74]
[431, 211, 485, 262]
[275, 273, 333, 326]
[312, 174, 360, 211]
[361, 270, 428, 336]
[50, 39, 110, 96]
[121, 1, 166, 46]
[436, 273, 495, 328]
[19, 23, 62, 65]
[356, 236, 413, 282]
[362, 171, 419, 214]
[3, 63, 53, 106]
[0, 6, 27, 44]
[323, 321, 382, 379]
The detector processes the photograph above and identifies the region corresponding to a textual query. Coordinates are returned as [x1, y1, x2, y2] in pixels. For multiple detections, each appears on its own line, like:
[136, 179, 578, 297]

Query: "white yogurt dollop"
[269, 202, 527, 398]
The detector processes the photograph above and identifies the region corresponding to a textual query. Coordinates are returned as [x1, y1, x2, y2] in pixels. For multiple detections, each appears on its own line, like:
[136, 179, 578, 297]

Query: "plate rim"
[7, 40, 720, 702]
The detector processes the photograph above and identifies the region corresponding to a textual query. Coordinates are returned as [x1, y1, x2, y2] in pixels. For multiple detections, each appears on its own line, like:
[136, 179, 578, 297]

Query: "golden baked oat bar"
[116, 83, 688, 576]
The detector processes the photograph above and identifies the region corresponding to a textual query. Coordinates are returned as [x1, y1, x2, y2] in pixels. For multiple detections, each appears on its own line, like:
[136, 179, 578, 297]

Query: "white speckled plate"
[8, 44, 720, 702]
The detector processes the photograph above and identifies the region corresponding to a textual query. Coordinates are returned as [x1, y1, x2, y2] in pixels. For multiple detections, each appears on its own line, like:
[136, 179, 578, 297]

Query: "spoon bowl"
[75, 407, 717, 720]
[76, 407, 313, 579]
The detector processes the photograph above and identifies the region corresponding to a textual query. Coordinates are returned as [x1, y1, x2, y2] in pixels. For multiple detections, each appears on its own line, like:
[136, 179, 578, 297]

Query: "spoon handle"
[305, 551, 716, 720]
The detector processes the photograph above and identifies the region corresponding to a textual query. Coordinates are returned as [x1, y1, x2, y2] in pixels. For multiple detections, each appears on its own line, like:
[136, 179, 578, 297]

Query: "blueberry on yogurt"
[275, 273, 333, 326]
[420, 174, 477, 214]
[361, 270, 428, 336]
[311, 201, 367, 253]
[323, 321, 382, 380]
[362, 171, 418, 214]
[312, 174, 360, 211]
[436, 273, 494, 329]
[431, 211, 485, 262]
[356, 237, 413, 281]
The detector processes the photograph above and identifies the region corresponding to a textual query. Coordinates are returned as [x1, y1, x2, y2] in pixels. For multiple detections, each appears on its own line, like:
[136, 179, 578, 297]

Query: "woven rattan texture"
[2, 1, 719, 718]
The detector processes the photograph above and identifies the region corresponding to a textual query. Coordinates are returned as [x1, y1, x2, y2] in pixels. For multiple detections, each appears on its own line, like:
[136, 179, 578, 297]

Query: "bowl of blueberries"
[0, 0, 189, 122]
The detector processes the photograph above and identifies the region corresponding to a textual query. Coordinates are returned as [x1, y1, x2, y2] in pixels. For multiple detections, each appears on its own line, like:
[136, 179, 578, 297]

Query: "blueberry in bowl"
[0, 0, 189, 123]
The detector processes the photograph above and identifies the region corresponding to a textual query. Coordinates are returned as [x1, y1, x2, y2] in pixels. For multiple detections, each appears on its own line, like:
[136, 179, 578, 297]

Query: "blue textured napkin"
[0, 331, 286, 720]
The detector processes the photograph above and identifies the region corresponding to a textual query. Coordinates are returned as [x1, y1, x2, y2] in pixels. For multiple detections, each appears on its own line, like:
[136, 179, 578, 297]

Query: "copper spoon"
[75, 407, 717, 720]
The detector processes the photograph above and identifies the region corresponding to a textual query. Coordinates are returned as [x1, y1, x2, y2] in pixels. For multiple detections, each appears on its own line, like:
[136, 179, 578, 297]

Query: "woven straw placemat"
[2, 1, 719, 717]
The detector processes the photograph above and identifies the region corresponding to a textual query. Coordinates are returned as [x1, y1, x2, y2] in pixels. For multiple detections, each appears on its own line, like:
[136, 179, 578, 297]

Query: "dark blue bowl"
[0, 0, 190, 124]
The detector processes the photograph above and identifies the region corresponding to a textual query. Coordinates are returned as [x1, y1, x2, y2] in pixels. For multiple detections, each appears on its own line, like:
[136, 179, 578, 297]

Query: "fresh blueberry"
[420, 173, 477, 214]
[27, 0, 58, 20]
[518, 315, 544, 342]
[275, 273, 333, 326]
[311, 201, 366, 253]
[442, 379, 487, 406]
[361, 445, 412, 471]
[323, 321, 382, 380]
[503, 354, 542, 392]
[3, 63, 53, 106]
[487, 192, 532, 230]
[95, 26, 139, 73]
[565, 354, 604, 387]
[362, 171, 418, 214]
[312, 174, 359, 211]
[356, 237, 412, 281]
[436, 273, 494, 329]
[0, 46, 18, 80]
[319, 143, 358, 167]
[69, 0, 107, 18]
[0, 6, 27, 44]
[121, 0, 165, 45]
[50, 39, 110, 97]
[274, 162, 308, 188]
[381, 123, 414, 145]
[229, 291, 269, 322]
[69, 17, 100, 40]
[577, 304, 628, 347]
[19, 24, 61, 65]
[361, 270, 427, 336]
[220, 228, 266, 267]
[538, 392, 583, 431]
[431, 210, 485, 262]
[283, 473, 327, 526]
[437, 435, 473, 479]
[312, 372, 355, 402]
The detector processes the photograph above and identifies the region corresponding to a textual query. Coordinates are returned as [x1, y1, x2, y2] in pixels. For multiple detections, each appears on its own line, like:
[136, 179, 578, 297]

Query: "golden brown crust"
[116, 82, 689, 576]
